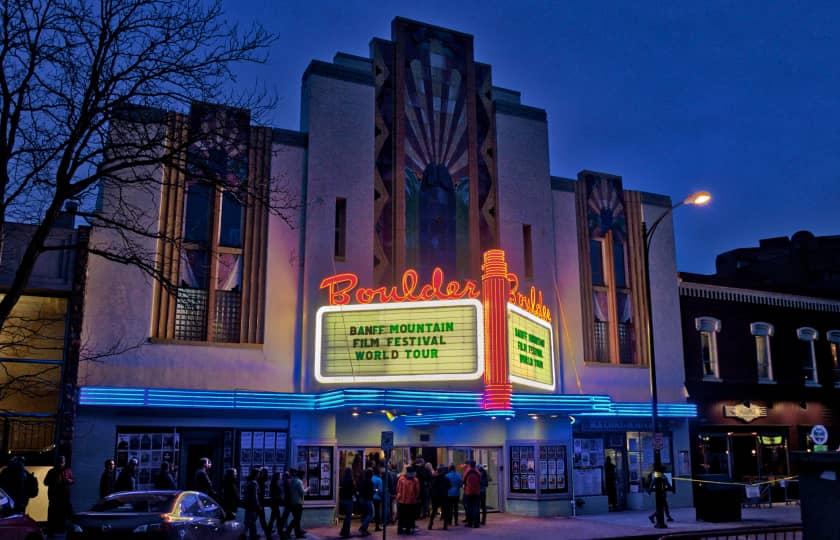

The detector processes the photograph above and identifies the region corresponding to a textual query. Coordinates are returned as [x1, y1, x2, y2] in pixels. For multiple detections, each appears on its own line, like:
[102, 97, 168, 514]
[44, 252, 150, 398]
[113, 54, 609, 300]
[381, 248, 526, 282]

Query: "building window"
[695, 317, 721, 380]
[335, 198, 347, 259]
[590, 236, 634, 364]
[522, 224, 533, 279]
[750, 322, 774, 382]
[174, 181, 244, 343]
[828, 330, 840, 386]
[796, 327, 819, 385]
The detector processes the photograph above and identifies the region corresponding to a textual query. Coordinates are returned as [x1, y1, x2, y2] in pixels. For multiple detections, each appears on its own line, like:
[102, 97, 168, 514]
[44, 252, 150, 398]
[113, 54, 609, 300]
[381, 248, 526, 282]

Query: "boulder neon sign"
[318, 250, 555, 408]
[320, 261, 550, 323]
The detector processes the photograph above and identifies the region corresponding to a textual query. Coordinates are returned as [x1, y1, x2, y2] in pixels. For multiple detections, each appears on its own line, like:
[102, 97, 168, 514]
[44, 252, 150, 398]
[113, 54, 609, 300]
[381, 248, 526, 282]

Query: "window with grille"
[173, 179, 244, 343]
[589, 236, 636, 364]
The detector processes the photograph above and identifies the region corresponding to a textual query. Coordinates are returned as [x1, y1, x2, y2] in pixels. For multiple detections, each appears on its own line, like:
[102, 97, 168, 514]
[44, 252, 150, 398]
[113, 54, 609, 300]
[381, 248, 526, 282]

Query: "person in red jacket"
[462, 461, 481, 528]
[395, 466, 420, 535]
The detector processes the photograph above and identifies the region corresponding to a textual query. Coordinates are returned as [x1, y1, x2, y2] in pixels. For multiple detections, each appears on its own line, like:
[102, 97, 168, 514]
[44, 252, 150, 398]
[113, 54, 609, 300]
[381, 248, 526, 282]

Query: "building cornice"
[494, 100, 547, 122]
[679, 280, 840, 313]
[302, 59, 374, 87]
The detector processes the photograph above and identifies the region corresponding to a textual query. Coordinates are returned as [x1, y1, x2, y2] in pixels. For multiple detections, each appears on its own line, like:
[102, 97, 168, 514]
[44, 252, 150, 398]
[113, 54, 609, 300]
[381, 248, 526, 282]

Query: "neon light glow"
[314, 299, 484, 383]
[481, 249, 512, 409]
[507, 303, 556, 391]
[79, 387, 698, 421]
[319, 268, 480, 306]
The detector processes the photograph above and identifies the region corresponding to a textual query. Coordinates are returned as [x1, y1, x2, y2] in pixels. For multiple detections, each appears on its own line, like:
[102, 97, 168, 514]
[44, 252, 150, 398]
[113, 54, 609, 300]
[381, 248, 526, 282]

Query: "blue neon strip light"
[78, 387, 696, 419]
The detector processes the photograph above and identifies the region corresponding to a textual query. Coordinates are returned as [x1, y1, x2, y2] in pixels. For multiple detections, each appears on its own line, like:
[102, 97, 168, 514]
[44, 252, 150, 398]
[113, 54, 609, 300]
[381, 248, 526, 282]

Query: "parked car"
[0, 487, 44, 540]
[68, 490, 242, 539]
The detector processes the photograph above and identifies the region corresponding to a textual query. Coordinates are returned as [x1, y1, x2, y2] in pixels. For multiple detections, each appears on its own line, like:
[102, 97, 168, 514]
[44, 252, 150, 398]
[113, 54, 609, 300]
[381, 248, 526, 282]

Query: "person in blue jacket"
[445, 464, 462, 527]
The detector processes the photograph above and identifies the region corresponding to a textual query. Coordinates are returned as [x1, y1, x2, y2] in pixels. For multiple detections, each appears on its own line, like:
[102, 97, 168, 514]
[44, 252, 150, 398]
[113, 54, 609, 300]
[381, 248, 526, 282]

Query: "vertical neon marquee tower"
[481, 249, 512, 409]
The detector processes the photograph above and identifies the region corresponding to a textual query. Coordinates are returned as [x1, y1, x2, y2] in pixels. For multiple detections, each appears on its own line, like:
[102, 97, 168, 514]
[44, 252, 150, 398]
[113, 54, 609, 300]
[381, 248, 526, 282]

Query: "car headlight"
[71, 524, 83, 533]
[133, 524, 148, 533]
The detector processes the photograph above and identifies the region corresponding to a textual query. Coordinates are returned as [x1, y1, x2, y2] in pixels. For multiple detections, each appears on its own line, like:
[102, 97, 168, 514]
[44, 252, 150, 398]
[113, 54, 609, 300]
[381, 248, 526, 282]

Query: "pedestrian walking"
[194, 457, 219, 500]
[445, 464, 461, 527]
[114, 458, 138, 492]
[428, 465, 450, 530]
[0, 456, 38, 514]
[479, 464, 491, 525]
[268, 470, 286, 536]
[221, 468, 240, 521]
[154, 462, 176, 490]
[372, 465, 384, 531]
[647, 465, 674, 524]
[284, 468, 306, 538]
[243, 468, 261, 540]
[338, 468, 355, 538]
[357, 468, 375, 536]
[462, 461, 481, 528]
[98, 459, 116, 499]
[396, 466, 419, 535]
[44, 455, 74, 537]
[278, 470, 294, 538]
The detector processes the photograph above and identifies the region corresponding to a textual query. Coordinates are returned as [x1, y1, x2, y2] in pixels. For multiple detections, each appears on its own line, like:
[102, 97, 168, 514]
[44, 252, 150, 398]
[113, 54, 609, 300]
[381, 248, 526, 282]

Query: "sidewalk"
[300, 505, 801, 540]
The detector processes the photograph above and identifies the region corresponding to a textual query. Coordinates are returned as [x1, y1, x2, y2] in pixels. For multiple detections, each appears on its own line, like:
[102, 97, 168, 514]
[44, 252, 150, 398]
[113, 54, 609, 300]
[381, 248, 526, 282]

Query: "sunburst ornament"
[587, 177, 627, 242]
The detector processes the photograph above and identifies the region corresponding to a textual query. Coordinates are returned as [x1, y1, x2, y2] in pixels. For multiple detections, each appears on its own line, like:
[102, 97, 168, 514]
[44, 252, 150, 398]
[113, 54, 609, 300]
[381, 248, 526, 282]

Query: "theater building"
[72, 18, 695, 523]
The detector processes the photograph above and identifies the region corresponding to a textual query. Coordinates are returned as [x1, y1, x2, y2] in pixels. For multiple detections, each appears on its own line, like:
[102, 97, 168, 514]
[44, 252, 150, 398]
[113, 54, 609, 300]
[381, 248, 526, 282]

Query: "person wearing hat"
[396, 466, 420, 535]
[115, 458, 138, 492]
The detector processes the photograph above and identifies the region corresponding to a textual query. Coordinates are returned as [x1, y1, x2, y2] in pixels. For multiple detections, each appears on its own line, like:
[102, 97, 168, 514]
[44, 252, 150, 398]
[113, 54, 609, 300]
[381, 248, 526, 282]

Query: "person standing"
[462, 461, 481, 528]
[372, 466, 383, 531]
[395, 466, 419, 535]
[479, 464, 491, 525]
[114, 458, 138, 492]
[284, 469, 306, 538]
[357, 468, 374, 537]
[605, 457, 617, 511]
[194, 457, 219, 501]
[154, 462, 176, 490]
[338, 468, 355, 538]
[386, 462, 398, 525]
[243, 469, 261, 540]
[44, 455, 74, 537]
[268, 470, 286, 536]
[428, 465, 450, 530]
[221, 468, 240, 521]
[0, 456, 37, 514]
[445, 464, 461, 527]
[257, 467, 271, 537]
[98, 459, 116, 499]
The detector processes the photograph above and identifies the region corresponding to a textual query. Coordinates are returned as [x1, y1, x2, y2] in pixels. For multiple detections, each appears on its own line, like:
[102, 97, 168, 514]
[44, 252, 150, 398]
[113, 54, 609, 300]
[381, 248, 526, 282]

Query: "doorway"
[181, 430, 224, 492]
[604, 448, 626, 511]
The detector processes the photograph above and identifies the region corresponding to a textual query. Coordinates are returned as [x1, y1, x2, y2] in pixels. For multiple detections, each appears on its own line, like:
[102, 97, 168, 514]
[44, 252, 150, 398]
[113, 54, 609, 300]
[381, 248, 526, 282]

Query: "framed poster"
[295, 445, 333, 501]
[509, 445, 536, 494]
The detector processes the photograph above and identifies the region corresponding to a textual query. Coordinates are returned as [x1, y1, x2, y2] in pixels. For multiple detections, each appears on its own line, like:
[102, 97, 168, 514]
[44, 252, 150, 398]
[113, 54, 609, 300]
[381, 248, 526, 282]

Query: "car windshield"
[91, 493, 177, 513]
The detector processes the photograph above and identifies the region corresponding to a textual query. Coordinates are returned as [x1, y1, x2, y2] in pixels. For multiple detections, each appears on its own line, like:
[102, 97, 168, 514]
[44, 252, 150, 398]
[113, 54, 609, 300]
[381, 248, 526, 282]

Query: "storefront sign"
[810, 425, 829, 446]
[723, 403, 768, 423]
[315, 299, 484, 383]
[507, 303, 555, 390]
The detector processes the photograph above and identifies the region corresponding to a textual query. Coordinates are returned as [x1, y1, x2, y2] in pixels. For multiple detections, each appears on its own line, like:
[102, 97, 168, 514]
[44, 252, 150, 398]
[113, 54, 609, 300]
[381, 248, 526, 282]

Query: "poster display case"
[509, 443, 568, 497]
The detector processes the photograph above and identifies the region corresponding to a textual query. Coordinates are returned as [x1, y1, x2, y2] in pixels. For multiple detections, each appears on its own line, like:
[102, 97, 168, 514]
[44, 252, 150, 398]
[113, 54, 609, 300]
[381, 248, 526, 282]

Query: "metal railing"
[659, 524, 802, 540]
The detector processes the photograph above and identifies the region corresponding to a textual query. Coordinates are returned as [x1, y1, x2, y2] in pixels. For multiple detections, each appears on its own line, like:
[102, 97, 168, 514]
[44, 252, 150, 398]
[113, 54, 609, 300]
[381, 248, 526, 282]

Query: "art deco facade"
[72, 18, 695, 522]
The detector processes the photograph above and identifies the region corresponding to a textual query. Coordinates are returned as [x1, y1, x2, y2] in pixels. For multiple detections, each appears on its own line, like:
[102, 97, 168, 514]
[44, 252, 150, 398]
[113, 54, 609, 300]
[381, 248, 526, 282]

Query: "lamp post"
[642, 190, 710, 529]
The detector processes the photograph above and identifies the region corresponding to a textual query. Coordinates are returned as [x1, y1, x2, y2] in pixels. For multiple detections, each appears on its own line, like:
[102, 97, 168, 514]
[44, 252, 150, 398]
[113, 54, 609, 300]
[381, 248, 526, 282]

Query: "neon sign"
[319, 262, 551, 323]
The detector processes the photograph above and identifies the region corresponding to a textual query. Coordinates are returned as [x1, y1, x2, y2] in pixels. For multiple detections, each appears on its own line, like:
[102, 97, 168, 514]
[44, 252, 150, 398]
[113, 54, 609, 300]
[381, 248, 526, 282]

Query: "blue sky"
[225, 0, 840, 273]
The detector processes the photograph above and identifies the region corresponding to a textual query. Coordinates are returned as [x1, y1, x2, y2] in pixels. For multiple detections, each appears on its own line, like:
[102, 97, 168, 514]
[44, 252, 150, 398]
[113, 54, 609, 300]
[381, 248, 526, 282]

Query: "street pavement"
[300, 504, 802, 540]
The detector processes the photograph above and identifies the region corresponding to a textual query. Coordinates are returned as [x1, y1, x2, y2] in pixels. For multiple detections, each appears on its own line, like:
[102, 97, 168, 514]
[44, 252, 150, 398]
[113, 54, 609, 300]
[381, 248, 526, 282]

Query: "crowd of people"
[0, 452, 498, 539]
[338, 456, 491, 537]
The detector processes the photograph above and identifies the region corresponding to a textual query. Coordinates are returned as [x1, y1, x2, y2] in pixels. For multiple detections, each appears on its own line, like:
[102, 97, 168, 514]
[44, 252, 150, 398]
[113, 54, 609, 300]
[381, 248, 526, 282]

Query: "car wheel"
[25, 534, 44, 540]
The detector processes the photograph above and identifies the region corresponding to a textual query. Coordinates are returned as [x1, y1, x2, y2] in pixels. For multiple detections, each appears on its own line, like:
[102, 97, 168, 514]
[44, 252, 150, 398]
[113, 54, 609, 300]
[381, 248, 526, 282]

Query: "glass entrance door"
[474, 448, 502, 512]
[604, 448, 626, 510]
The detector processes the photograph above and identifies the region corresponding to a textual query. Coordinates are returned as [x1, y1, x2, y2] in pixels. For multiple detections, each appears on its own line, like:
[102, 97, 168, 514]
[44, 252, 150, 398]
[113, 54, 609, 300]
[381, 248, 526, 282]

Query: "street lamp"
[642, 190, 710, 529]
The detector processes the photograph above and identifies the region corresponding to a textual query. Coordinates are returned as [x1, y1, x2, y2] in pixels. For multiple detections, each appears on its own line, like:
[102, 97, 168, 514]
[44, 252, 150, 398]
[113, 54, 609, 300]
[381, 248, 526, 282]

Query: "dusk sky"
[225, 0, 840, 274]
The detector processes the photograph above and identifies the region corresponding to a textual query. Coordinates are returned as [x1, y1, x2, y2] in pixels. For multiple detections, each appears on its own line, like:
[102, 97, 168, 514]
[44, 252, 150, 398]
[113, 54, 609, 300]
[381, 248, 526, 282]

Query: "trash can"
[791, 451, 840, 540]
[695, 478, 742, 522]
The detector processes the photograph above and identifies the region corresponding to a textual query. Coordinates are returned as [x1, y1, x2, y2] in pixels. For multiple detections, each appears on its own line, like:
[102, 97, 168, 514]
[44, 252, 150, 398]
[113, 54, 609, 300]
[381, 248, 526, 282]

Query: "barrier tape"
[671, 475, 798, 487]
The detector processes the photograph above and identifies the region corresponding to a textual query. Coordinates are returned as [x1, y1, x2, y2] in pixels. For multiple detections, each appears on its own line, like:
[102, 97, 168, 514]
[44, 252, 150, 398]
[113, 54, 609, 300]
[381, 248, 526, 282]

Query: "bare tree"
[0, 0, 293, 336]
